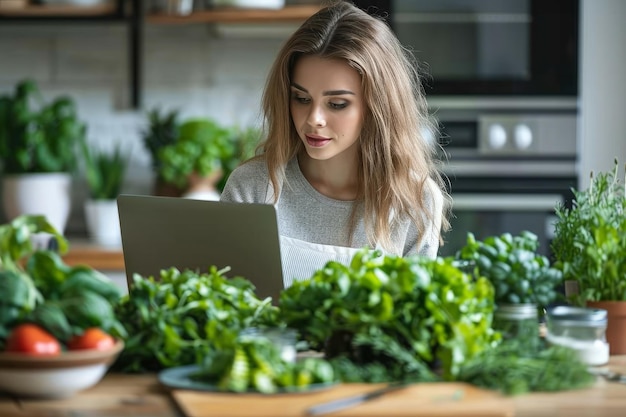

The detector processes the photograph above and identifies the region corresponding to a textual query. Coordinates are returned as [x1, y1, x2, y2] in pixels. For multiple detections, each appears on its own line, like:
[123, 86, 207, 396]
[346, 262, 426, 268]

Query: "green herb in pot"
[551, 159, 626, 304]
[456, 231, 563, 307]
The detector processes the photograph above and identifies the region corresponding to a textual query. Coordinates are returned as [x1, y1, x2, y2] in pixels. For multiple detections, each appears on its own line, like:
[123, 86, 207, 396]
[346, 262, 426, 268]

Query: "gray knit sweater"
[220, 157, 441, 258]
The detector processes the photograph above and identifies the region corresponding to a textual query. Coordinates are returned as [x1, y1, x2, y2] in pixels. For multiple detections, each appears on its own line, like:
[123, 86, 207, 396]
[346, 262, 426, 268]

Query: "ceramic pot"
[2, 173, 72, 234]
[84, 199, 121, 247]
[587, 300, 626, 355]
[182, 170, 222, 201]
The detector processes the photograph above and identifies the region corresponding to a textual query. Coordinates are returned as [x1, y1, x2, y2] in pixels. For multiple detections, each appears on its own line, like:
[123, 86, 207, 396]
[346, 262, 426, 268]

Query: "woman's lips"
[305, 134, 331, 148]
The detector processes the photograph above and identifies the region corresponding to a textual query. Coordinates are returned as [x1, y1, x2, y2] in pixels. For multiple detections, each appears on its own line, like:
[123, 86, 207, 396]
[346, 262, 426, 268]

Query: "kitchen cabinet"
[0, 1, 320, 109]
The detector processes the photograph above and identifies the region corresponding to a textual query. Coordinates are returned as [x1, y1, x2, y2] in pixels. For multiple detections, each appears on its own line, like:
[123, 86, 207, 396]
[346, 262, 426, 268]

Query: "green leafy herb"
[158, 119, 236, 189]
[279, 249, 499, 381]
[457, 339, 595, 395]
[0, 215, 123, 346]
[0, 215, 68, 340]
[552, 159, 626, 302]
[0, 79, 86, 174]
[192, 336, 335, 393]
[456, 231, 562, 306]
[111, 267, 279, 372]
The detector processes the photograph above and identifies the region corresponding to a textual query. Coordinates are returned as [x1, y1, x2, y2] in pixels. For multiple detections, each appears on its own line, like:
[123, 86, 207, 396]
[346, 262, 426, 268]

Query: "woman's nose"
[307, 106, 326, 128]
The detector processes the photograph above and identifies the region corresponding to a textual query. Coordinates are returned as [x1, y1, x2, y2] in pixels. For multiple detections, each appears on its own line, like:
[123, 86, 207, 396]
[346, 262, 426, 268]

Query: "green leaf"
[28, 302, 73, 341]
[0, 269, 31, 309]
[60, 267, 122, 303]
[60, 291, 117, 329]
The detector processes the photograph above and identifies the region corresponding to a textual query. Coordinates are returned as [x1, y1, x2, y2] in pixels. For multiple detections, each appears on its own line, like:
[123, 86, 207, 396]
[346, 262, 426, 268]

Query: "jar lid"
[495, 303, 538, 319]
[547, 306, 607, 326]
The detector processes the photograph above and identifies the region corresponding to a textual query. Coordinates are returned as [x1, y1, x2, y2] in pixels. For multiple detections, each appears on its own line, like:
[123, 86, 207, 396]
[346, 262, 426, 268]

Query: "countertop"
[1, 356, 625, 417]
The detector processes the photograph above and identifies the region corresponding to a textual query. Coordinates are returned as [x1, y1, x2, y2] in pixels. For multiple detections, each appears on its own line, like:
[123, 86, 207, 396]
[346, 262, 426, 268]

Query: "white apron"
[280, 235, 364, 288]
[265, 179, 379, 288]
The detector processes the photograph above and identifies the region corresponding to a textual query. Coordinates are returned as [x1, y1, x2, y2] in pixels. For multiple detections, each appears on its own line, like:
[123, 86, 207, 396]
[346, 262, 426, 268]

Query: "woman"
[221, 0, 451, 286]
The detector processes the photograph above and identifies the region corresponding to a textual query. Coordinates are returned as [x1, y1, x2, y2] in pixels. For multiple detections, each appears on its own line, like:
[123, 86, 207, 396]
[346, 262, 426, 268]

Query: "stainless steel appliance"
[354, 0, 579, 96]
[430, 98, 578, 258]
[352, 0, 580, 257]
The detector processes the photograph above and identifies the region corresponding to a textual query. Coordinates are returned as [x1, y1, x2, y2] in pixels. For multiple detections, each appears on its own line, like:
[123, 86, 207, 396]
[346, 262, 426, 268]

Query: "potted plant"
[218, 125, 262, 191]
[157, 118, 236, 201]
[551, 159, 626, 354]
[455, 231, 562, 345]
[0, 79, 86, 233]
[140, 107, 181, 197]
[80, 141, 128, 247]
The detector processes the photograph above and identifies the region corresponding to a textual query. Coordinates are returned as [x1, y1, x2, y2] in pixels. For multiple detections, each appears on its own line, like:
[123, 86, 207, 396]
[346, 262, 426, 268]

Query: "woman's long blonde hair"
[259, 0, 451, 251]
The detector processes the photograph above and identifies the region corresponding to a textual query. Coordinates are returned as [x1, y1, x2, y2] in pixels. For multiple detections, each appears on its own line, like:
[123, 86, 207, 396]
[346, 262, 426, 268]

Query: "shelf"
[63, 239, 125, 271]
[0, 3, 119, 19]
[0, 0, 141, 109]
[147, 5, 320, 25]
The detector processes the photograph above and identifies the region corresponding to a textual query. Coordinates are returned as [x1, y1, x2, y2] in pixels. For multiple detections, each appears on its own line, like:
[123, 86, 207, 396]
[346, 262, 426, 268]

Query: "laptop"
[117, 194, 284, 303]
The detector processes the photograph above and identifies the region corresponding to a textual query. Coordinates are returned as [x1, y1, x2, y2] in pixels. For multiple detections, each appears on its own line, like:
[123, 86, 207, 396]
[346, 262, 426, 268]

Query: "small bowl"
[0, 339, 124, 398]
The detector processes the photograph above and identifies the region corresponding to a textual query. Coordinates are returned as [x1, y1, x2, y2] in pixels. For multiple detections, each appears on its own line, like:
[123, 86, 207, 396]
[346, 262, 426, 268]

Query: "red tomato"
[67, 328, 115, 351]
[5, 323, 62, 356]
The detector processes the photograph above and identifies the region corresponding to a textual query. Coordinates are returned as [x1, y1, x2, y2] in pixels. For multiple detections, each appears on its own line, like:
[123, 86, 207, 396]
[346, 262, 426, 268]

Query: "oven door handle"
[452, 194, 562, 211]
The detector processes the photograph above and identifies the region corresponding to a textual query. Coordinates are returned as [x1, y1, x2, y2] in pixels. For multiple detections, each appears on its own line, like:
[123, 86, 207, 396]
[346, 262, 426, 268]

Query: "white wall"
[578, 0, 626, 188]
[0, 22, 291, 234]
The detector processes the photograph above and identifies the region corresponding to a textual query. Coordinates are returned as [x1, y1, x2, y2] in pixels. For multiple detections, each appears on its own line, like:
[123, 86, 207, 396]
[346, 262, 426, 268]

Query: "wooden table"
[1, 357, 625, 417]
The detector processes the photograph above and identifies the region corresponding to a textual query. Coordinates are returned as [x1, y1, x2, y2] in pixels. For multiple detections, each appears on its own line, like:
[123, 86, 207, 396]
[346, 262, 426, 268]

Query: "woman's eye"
[292, 94, 310, 104]
[329, 101, 348, 110]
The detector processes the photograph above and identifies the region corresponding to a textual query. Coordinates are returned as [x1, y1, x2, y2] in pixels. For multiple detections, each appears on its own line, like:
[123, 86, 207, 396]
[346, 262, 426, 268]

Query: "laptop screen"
[117, 194, 284, 303]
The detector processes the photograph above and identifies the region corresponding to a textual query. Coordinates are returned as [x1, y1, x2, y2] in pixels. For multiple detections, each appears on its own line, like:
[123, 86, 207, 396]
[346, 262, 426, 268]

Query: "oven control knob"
[514, 124, 533, 149]
[488, 124, 507, 149]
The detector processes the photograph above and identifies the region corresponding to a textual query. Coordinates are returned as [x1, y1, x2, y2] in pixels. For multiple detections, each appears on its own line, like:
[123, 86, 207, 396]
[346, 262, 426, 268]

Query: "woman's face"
[290, 55, 365, 163]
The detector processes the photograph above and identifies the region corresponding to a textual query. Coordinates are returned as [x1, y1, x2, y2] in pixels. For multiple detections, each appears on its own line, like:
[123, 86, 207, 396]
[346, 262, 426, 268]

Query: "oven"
[353, 0, 579, 96]
[351, 0, 580, 257]
[429, 98, 578, 259]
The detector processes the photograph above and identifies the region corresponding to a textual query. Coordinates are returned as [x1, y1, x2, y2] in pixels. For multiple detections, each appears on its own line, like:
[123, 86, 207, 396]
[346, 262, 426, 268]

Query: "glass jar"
[546, 306, 609, 366]
[493, 303, 540, 347]
[239, 327, 297, 363]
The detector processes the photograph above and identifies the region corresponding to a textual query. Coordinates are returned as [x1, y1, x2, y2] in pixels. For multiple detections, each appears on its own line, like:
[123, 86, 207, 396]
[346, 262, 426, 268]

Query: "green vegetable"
[552, 159, 626, 303]
[111, 267, 279, 372]
[279, 249, 499, 382]
[0, 215, 123, 346]
[456, 231, 562, 306]
[23, 251, 125, 342]
[457, 339, 595, 395]
[192, 335, 335, 394]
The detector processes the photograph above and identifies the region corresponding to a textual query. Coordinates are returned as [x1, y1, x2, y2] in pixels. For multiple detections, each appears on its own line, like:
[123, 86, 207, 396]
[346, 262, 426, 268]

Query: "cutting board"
[169, 382, 515, 417]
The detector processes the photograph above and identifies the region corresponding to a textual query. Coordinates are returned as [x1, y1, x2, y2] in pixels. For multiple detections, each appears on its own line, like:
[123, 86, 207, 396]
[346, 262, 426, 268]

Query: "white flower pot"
[2, 173, 72, 234]
[84, 199, 121, 247]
